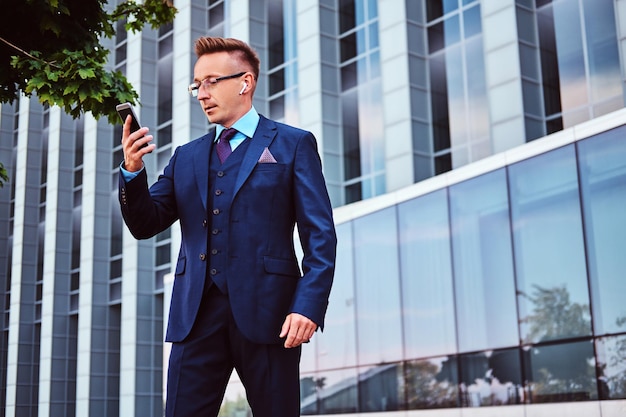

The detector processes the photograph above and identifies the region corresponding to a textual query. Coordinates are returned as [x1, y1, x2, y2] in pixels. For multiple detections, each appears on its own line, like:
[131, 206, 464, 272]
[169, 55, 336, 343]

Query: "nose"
[196, 86, 210, 100]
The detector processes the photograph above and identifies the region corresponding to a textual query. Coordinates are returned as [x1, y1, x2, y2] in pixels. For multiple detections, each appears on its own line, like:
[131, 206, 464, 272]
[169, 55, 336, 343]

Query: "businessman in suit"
[118, 37, 336, 417]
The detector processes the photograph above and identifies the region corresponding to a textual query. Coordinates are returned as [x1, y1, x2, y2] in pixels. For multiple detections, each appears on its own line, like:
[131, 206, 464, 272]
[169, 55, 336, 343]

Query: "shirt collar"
[215, 106, 260, 142]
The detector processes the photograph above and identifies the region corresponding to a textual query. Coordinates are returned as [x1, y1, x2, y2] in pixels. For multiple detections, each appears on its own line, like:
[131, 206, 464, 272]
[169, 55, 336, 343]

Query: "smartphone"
[116, 102, 148, 149]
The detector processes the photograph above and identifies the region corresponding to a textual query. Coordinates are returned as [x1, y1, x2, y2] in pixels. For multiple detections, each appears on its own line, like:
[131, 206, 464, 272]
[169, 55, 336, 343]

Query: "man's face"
[192, 51, 250, 127]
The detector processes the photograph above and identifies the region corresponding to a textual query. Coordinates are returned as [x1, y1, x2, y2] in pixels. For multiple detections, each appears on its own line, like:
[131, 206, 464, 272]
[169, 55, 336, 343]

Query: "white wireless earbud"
[239, 82, 247, 95]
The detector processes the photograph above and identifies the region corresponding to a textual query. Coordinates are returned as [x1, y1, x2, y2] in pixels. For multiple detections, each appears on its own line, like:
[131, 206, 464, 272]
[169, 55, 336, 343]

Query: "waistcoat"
[206, 137, 251, 294]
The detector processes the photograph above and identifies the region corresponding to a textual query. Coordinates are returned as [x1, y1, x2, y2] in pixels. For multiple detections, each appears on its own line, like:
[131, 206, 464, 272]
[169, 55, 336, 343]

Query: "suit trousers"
[165, 284, 302, 417]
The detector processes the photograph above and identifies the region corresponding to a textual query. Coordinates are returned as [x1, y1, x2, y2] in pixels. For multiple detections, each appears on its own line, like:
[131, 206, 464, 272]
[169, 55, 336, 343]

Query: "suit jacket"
[119, 115, 337, 344]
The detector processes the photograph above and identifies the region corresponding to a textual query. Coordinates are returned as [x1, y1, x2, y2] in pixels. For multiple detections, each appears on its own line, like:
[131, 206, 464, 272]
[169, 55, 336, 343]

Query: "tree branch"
[0, 36, 60, 68]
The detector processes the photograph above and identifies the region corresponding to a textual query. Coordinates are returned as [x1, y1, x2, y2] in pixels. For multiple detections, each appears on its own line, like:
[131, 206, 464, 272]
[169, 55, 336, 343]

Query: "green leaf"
[78, 68, 96, 79]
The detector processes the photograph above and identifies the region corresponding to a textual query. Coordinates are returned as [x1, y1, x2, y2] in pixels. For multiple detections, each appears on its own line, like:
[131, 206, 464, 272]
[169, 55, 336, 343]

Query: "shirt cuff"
[120, 162, 143, 182]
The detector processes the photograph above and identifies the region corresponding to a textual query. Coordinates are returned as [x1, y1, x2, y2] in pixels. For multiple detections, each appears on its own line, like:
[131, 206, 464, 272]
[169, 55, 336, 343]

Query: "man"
[118, 37, 336, 416]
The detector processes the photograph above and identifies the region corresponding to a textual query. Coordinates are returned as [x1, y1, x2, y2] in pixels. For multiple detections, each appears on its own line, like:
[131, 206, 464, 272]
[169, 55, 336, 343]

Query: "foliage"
[0, 163, 7, 187]
[0, 0, 177, 125]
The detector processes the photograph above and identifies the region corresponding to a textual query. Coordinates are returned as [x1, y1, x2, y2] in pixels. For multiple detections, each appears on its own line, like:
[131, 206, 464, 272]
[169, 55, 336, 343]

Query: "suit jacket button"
[213, 209, 220, 215]
[215, 189, 222, 195]
[217, 171, 225, 177]
[210, 268, 217, 275]
[212, 229, 219, 235]
[211, 249, 218, 255]
[202, 219, 207, 227]
[199, 253, 206, 261]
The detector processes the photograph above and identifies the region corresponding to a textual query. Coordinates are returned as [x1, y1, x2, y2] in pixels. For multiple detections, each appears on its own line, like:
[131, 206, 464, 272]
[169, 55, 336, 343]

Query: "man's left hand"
[280, 313, 317, 348]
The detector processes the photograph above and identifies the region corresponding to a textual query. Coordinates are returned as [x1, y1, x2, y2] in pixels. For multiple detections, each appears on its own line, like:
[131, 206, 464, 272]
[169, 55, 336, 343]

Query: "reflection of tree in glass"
[597, 326, 626, 399]
[405, 360, 458, 409]
[522, 284, 591, 343]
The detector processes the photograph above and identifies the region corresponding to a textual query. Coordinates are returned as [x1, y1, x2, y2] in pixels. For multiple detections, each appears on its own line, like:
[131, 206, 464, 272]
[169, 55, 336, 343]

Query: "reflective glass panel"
[353, 207, 403, 365]
[595, 335, 626, 399]
[405, 356, 459, 409]
[524, 340, 598, 402]
[463, 5, 481, 38]
[314, 368, 359, 414]
[358, 364, 404, 411]
[459, 349, 523, 406]
[317, 223, 357, 370]
[553, 0, 588, 110]
[582, 0, 621, 104]
[398, 190, 456, 358]
[578, 127, 626, 335]
[508, 145, 592, 343]
[449, 169, 518, 352]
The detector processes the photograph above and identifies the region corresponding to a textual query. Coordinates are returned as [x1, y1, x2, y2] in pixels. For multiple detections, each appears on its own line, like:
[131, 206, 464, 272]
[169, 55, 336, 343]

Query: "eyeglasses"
[188, 72, 246, 97]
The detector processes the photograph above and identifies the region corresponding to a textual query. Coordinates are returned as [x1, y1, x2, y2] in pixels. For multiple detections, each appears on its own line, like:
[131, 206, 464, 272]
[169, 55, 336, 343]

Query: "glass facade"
[299, 125, 626, 413]
[532, 0, 622, 134]
[340, 0, 385, 204]
[426, 0, 490, 173]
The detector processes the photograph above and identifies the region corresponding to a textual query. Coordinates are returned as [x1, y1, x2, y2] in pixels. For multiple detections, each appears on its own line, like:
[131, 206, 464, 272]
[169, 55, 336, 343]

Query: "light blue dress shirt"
[121, 106, 260, 181]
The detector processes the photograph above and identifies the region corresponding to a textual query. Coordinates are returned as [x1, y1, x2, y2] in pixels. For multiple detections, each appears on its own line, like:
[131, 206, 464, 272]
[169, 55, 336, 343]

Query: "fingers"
[281, 313, 318, 349]
[121, 115, 154, 172]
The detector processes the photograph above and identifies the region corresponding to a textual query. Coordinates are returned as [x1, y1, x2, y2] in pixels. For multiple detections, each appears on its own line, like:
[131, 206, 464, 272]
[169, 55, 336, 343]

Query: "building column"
[5, 96, 44, 417]
[38, 107, 77, 416]
[481, 0, 526, 152]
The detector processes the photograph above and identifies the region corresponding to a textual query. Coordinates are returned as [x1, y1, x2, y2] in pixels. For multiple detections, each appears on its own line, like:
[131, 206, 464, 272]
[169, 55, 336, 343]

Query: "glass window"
[313, 368, 359, 414]
[445, 14, 461, 47]
[524, 340, 598, 403]
[459, 349, 523, 406]
[578, 127, 626, 335]
[317, 223, 357, 370]
[553, 0, 587, 110]
[339, 0, 356, 32]
[463, 5, 481, 38]
[595, 335, 626, 399]
[353, 207, 403, 365]
[449, 169, 518, 352]
[508, 145, 592, 343]
[358, 364, 404, 411]
[158, 53, 173, 124]
[398, 190, 456, 358]
[405, 356, 459, 409]
[582, 0, 621, 104]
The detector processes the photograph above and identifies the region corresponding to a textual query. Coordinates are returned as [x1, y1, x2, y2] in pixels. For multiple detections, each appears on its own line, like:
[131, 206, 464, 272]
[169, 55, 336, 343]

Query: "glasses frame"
[188, 72, 247, 97]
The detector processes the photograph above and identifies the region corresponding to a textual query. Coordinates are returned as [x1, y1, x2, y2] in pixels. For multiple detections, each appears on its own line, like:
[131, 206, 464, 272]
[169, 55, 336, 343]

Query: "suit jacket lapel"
[233, 116, 276, 199]
[193, 132, 215, 210]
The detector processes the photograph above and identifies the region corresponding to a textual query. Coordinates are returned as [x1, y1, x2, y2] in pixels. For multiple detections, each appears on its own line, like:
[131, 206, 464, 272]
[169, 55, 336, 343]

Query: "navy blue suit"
[119, 115, 336, 416]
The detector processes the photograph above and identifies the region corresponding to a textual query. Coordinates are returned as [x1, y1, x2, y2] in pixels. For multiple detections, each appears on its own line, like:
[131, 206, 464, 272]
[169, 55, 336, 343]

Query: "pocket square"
[258, 147, 277, 163]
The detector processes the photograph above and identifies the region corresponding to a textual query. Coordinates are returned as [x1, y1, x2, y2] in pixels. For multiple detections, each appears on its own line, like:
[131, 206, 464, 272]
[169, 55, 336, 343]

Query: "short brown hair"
[194, 37, 260, 80]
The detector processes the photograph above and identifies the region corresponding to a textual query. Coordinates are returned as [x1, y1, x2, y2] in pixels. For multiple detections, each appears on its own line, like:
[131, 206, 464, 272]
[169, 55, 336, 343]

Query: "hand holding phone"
[116, 102, 149, 150]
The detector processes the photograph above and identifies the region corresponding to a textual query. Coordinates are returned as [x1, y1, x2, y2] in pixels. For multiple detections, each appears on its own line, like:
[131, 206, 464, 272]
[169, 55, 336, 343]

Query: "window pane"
[524, 340, 598, 403]
[405, 356, 459, 409]
[398, 190, 456, 358]
[449, 169, 518, 352]
[595, 335, 626, 399]
[459, 348, 523, 406]
[583, 0, 621, 103]
[313, 368, 359, 414]
[553, 0, 588, 110]
[578, 127, 626, 335]
[358, 364, 404, 411]
[508, 145, 592, 343]
[354, 207, 403, 365]
[317, 223, 357, 370]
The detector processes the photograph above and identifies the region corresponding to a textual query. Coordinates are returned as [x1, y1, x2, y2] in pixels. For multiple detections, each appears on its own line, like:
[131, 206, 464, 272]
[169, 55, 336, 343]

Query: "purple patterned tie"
[216, 128, 237, 163]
